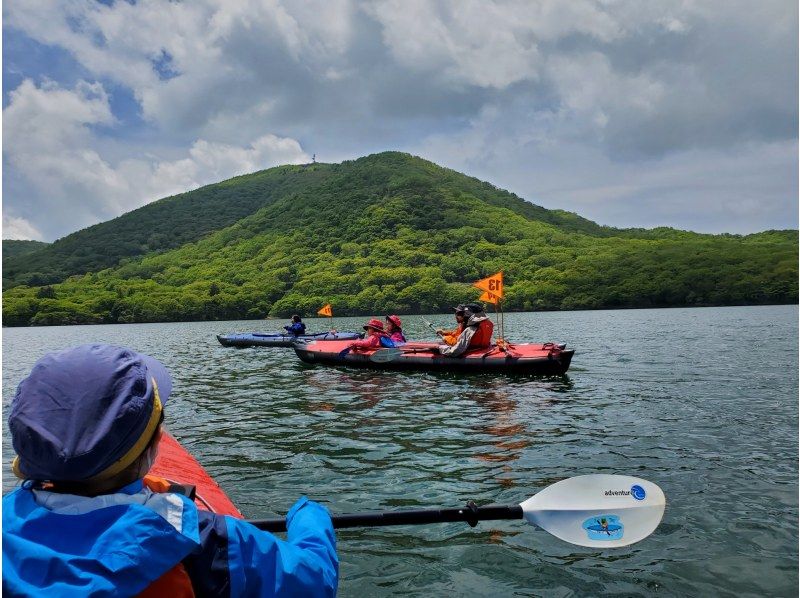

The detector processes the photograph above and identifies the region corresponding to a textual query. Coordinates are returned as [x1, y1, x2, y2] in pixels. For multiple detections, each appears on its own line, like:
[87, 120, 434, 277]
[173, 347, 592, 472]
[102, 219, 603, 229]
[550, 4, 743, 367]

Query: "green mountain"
[3, 240, 50, 259]
[3, 152, 797, 326]
[2, 164, 334, 289]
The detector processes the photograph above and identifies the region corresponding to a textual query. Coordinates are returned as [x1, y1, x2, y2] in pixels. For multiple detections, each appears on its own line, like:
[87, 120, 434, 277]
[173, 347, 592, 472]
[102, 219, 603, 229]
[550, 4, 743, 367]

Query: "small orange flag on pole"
[317, 304, 333, 317]
[479, 291, 500, 305]
[473, 271, 503, 298]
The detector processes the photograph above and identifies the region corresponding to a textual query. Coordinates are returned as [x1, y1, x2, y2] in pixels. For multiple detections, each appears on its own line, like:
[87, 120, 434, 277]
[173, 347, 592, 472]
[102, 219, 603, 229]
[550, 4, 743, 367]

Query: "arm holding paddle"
[225, 497, 338, 596]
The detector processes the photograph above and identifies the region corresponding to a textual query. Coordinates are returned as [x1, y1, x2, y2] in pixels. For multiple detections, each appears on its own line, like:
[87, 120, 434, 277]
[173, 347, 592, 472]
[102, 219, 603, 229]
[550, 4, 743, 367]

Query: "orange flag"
[479, 291, 500, 305]
[473, 271, 503, 298]
[317, 304, 333, 317]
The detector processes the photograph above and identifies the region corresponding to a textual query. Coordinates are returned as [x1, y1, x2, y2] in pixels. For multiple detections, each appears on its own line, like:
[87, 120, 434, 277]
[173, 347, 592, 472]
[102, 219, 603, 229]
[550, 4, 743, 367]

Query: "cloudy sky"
[2, 0, 797, 241]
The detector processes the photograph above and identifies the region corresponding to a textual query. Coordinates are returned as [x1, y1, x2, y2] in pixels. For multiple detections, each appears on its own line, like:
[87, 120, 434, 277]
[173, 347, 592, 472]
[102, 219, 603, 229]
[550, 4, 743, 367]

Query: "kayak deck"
[294, 340, 574, 375]
[217, 331, 362, 348]
[151, 431, 242, 518]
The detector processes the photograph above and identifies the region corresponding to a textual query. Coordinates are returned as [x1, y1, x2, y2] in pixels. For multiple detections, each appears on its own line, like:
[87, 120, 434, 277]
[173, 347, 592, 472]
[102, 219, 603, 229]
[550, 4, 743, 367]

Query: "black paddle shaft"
[248, 502, 524, 533]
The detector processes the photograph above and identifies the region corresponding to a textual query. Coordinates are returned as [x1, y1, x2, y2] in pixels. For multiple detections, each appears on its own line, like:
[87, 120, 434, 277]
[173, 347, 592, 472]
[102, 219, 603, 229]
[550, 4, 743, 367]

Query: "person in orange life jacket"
[284, 314, 307, 336]
[439, 303, 494, 357]
[436, 305, 467, 346]
[2, 344, 338, 598]
[385, 315, 406, 344]
[348, 319, 393, 349]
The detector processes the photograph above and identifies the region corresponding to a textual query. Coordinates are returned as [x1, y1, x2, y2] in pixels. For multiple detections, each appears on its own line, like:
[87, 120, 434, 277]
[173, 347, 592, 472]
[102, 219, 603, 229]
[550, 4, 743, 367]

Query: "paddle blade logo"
[582, 515, 624, 541]
[630, 484, 646, 501]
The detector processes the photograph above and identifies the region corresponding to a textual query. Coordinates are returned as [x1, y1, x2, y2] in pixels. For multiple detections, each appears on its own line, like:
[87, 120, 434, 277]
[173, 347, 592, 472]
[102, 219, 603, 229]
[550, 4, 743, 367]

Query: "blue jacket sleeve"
[226, 497, 338, 597]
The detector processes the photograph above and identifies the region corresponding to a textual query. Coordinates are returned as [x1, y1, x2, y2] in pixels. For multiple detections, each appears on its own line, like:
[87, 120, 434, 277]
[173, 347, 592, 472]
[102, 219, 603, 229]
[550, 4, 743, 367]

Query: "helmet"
[462, 303, 485, 316]
[363, 318, 385, 332]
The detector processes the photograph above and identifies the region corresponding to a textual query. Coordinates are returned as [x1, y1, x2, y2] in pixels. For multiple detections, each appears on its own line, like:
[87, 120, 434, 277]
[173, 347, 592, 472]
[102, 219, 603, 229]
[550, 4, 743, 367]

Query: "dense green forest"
[3, 240, 50, 259]
[2, 152, 797, 326]
[2, 165, 334, 289]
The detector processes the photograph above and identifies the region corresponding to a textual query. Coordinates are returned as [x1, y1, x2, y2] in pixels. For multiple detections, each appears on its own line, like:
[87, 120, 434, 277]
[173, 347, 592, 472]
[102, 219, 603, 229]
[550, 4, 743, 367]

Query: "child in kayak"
[436, 305, 467, 345]
[439, 303, 494, 357]
[349, 318, 394, 349]
[3, 344, 338, 597]
[284, 314, 307, 336]
[385, 315, 407, 344]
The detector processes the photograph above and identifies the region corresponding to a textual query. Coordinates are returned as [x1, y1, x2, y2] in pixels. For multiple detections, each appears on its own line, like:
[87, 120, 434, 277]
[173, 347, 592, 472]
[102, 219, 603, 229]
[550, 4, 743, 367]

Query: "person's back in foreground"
[2, 344, 338, 597]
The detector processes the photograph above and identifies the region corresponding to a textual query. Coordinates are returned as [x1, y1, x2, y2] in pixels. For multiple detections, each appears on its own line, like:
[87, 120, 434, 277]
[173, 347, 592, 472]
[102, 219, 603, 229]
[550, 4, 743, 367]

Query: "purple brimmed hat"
[9, 344, 172, 483]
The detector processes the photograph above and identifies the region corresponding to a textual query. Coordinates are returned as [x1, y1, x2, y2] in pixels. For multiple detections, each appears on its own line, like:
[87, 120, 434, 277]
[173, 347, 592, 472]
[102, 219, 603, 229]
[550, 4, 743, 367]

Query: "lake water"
[3, 306, 798, 596]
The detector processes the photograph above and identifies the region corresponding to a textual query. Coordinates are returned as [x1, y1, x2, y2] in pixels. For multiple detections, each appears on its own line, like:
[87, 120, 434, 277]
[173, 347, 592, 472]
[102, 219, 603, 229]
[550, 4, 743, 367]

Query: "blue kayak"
[217, 331, 363, 348]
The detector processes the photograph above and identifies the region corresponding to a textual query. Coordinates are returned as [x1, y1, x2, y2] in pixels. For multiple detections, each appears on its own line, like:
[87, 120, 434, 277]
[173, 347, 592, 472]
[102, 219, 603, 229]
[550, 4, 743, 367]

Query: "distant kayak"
[217, 331, 363, 348]
[151, 430, 241, 517]
[294, 340, 574, 375]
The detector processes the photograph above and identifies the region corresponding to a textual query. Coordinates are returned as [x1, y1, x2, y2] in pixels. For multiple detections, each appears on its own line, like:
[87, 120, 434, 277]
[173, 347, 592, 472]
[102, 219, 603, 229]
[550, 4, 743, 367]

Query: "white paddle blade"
[520, 474, 665, 548]
[369, 348, 403, 363]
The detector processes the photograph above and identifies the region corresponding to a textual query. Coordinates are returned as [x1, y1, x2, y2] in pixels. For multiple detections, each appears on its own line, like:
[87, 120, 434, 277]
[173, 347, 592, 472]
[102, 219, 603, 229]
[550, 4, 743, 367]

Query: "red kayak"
[151, 431, 241, 518]
[294, 340, 574, 375]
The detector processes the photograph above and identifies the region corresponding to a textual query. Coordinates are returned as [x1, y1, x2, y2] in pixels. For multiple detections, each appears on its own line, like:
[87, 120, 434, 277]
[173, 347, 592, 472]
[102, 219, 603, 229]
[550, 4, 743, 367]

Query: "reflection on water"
[2, 306, 798, 597]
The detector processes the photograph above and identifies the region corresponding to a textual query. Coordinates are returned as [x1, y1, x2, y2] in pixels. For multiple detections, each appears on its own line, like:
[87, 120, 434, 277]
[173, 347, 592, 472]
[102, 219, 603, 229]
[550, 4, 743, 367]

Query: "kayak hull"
[151, 431, 242, 518]
[294, 340, 574, 375]
[217, 331, 363, 348]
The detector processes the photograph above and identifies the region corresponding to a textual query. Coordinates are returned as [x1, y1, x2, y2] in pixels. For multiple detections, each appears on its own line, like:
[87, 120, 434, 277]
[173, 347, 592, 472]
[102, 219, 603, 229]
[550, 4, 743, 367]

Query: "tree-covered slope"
[2, 163, 335, 289]
[3, 152, 797, 326]
[2, 240, 50, 259]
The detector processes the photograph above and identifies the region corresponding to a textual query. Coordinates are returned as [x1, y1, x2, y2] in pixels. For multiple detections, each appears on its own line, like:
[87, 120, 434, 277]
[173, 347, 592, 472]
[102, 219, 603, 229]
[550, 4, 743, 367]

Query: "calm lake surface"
[3, 306, 798, 596]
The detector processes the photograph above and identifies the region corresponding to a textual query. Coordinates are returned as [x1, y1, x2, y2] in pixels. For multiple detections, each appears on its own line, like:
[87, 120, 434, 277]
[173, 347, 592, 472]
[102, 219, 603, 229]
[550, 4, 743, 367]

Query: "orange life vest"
[138, 475, 196, 598]
[467, 319, 494, 349]
[441, 324, 464, 346]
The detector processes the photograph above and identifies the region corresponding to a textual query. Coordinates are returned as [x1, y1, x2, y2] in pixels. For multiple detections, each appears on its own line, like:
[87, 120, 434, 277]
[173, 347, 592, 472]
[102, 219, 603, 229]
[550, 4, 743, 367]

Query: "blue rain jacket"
[3, 482, 338, 597]
[284, 322, 307, 336]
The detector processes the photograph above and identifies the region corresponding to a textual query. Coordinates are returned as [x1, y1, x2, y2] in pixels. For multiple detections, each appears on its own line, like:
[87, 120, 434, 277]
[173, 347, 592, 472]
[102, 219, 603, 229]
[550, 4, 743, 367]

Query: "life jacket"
[442, 324, 464, 346]
[139, 476, 197, 597]
[467, 318, 494, 349]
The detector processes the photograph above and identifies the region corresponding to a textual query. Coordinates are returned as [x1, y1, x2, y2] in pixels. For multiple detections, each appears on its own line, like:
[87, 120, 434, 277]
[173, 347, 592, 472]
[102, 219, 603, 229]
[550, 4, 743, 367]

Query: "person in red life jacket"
[348, 318, 393, 350]
[439, 303, 494, 357]
[385, 315, 407, 344]
[436, 305, 467, 346]
[2, 344, 338, 597]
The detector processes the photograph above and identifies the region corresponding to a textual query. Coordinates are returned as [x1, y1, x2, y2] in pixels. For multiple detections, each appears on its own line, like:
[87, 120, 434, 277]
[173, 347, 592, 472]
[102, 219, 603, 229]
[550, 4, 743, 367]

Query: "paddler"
[436, 305, 467, 345]
[284, 314, 307, 336]
[385, 315, 407, 344]
[2, 344, 338, 597]
[348, 318, 394, 349]
[439, 303, 494, 357]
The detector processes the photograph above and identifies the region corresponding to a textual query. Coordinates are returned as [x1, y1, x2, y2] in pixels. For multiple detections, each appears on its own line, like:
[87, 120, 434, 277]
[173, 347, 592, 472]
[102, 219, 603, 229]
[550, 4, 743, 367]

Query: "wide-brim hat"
[10, 344, 172, 483]
[363, 318, 385, 331]
[452, 304, 466, 314]
[385, 315, 402, 328]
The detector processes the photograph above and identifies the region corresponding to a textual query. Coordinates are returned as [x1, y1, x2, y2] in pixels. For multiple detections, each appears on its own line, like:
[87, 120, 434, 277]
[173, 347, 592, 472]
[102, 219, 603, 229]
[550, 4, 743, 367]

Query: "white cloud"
[2, 215, 44, 241]
[3, 79, 309, 239]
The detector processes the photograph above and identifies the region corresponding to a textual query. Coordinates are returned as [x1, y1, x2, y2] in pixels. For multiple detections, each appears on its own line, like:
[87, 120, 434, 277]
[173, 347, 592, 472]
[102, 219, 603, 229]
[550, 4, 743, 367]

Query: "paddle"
[421, 316, 445, 338]
[247, 474, 665, 548]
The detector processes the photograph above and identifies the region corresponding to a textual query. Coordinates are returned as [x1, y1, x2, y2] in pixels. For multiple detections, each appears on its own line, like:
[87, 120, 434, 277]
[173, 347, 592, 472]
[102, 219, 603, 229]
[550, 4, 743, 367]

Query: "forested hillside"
[2, 240, 50, 259]
[3, 152, 797, 326]
[2, 164, 334, 289]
